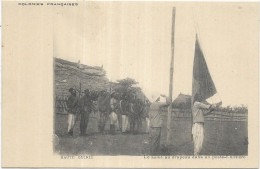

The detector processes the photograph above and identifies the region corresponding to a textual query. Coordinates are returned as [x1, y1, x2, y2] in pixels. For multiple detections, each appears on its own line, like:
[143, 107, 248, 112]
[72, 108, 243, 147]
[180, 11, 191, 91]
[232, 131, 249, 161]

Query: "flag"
[192, 37, 217, 105]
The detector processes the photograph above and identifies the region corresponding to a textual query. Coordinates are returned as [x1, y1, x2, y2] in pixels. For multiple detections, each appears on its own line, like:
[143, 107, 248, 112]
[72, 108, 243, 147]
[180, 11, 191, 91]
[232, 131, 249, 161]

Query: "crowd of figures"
[65, 87, 150, 136]
[64, 87, 223, 155]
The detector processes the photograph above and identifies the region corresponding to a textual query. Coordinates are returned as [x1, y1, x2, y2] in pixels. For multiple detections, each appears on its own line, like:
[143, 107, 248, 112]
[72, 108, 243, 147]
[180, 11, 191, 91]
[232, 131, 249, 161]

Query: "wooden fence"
[55, 96, 248, 122]
[169, 109, 248, 122]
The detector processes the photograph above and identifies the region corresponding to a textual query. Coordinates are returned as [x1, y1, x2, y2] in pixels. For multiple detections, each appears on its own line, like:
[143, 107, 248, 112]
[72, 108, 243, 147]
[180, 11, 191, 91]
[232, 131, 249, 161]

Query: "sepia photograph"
[53, 2, 250, 156]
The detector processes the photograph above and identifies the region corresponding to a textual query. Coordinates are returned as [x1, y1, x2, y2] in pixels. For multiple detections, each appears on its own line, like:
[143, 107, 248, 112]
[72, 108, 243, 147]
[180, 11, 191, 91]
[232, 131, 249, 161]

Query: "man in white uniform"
[192, 94, 221, 155]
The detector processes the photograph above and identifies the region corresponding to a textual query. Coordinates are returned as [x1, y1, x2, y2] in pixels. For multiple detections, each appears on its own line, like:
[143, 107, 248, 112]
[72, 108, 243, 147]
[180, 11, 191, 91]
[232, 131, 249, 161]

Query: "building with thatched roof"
[172, 93, 191, 110]
[55, 57, 110, 97]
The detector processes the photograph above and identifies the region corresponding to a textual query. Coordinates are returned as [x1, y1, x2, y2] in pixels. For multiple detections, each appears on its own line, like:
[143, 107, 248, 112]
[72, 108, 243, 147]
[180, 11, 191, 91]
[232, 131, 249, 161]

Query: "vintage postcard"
[2, 1, 259, 168]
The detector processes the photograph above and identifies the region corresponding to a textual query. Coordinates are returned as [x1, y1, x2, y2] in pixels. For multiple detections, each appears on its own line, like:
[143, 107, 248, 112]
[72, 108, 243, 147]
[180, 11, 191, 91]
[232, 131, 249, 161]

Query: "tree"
[117, 78, 138, 88]
[115, 78, 139, 100]
[215, 104, 248, 114]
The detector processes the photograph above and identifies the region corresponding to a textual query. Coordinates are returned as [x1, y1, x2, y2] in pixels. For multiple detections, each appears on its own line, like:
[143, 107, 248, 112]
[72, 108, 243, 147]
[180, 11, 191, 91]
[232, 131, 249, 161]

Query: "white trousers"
[109, 112, 118, 125]
[121, 115, 129, 132]
[192, 123, 204, 155]
[68, 113, 76, 132]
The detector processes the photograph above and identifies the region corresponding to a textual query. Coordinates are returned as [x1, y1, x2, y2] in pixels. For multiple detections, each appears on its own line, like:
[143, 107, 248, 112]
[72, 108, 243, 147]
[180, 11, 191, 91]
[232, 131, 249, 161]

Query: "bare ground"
[54, 112, 248, 156]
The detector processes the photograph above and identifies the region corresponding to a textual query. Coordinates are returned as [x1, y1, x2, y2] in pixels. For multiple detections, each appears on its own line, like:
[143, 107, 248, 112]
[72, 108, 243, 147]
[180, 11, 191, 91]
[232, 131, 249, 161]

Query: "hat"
[69, 87, 74, 93]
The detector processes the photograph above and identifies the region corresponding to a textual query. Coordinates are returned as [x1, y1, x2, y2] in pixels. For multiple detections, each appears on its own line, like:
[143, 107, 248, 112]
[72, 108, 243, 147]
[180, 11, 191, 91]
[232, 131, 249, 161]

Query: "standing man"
[116, 93, 122, 133]
[192, 94, 221, 155]
[149, 94, 170, 155]
[66, 88, 79, 136]
[79, 89, 93, 136]
[98, 91, 110, 134]
[120, 94, 130, 134]
[128, 97, 136, 134]
[133, 98, 144, 134]
[109, 92, 119, 135]
[143, 100, 150, 133]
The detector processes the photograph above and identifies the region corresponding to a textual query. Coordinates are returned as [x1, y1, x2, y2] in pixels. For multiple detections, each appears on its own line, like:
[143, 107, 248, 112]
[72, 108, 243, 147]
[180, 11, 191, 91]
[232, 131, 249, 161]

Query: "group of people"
[66, 87, 221, 155]
[66, 87, 150, 137]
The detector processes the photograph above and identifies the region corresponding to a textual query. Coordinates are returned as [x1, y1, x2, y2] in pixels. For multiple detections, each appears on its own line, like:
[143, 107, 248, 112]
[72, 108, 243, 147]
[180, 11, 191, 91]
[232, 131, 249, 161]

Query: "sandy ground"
[54, 112, 248, 156]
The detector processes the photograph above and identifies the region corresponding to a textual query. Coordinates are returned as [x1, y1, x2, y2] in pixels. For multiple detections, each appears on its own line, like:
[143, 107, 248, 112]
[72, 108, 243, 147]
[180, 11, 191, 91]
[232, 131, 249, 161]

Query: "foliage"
[114, 78, 140, 100]
[215, 104, 248, 114]
[117, 78, 138, 88]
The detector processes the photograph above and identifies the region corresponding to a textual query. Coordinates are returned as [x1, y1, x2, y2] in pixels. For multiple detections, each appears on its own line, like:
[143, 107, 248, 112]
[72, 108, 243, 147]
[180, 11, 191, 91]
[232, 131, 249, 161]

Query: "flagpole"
[166, 7, 176, 146]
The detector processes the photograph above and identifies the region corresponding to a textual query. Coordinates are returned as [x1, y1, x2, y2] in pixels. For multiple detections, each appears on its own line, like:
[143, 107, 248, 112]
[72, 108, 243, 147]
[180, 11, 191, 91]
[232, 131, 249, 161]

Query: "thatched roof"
[55, 58, 148, 101]
[55, 58, 109, 96]
[172, 93, 191, 109]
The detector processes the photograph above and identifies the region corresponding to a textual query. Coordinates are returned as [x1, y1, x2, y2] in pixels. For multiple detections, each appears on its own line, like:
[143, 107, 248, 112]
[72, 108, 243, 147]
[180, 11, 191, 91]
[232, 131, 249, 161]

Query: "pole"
[166, 7, 176, 146]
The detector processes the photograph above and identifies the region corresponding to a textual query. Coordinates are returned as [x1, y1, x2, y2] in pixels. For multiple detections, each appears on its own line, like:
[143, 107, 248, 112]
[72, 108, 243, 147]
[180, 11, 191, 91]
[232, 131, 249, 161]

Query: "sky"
[53, 2, 258, 106]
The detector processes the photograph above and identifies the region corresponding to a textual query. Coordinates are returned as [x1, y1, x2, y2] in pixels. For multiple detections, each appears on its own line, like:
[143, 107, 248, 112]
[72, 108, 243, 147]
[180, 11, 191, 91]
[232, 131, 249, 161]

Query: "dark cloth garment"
[80, 113, 90, 135]
[98, 94, 111, 113]
[79, 94, 94, 135]
[135, 117, 142, 133]
[120, 100, 130, 115]
[97, 94, 110, 133]
[129, 115, 136, 133]
[141, 104, 150, 119]
[99, 111, 109, 133]
[118, 113, 122, 131]
[133, 102, 144, 116]
[110, 124, 116, 135]
[129, 114, 142, 133]
[149, 127, 161, 155]
[129, 103, 136, 133]
[67, 94, 79, 114]
[119, 100, 131, 131]
[132, 101, 144, 133]
[79, 94, 93, 113]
